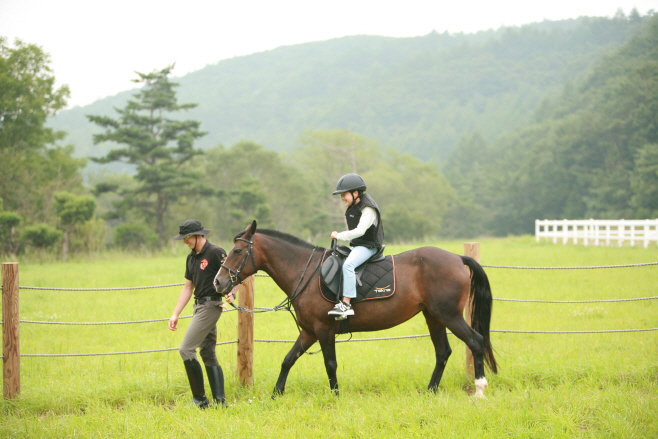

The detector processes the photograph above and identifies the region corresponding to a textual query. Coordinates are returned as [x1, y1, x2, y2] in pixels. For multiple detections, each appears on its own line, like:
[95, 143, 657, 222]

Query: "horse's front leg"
[317, 329, 339, 395]
[272, 330, 317, 398]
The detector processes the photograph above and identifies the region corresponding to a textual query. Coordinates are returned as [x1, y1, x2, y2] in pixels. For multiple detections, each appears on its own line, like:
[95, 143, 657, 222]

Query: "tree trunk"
[62, 229, 69, 262]
[9, 226, 19, 254]
[156, 192, 166, 247]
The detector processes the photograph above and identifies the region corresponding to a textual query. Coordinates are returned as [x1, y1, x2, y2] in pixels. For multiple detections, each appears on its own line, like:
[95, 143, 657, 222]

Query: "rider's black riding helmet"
[333, 173, 367, 195]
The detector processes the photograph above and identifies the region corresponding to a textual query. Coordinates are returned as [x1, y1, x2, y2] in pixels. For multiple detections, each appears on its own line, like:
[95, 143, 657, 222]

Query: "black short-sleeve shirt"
[184, 240, 227, 299]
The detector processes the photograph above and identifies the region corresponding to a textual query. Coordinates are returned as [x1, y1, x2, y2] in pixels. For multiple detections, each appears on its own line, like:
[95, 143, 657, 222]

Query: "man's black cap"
[173, 219, 211, 240]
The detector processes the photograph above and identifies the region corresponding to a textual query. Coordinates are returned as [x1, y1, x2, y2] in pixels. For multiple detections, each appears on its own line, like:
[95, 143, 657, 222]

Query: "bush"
[383, 208, 433, 243]
[113, 222, 159, 250]
[21, 224, 62, 249]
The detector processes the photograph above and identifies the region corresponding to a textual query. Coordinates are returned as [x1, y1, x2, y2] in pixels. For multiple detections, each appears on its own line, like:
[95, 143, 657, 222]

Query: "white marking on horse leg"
[474, 377, 488, 398]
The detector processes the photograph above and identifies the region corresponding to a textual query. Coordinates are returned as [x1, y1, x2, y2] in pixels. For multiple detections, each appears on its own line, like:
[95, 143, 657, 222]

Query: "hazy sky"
[1, 0, 655, 108]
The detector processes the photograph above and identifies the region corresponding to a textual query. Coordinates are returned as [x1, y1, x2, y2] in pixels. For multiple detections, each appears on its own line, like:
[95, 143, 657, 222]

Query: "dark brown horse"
[214, 221, 497, 397]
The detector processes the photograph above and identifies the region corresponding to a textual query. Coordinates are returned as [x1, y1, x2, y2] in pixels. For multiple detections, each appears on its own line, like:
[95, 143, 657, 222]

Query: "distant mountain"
[443, 13, 658, 236]
[48, 15, 647, 168]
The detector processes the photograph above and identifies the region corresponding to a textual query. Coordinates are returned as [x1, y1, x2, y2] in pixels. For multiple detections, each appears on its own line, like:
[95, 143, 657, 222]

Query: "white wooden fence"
[535, 219, 658, 247]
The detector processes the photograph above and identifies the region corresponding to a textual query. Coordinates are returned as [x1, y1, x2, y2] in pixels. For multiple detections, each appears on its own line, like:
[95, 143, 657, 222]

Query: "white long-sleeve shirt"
[336, 206, 378, 242]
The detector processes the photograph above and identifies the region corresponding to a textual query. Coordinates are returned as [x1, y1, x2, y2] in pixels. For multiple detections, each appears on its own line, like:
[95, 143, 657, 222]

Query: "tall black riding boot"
[183, 359, 209, 408]
[205, 364, 228, 408]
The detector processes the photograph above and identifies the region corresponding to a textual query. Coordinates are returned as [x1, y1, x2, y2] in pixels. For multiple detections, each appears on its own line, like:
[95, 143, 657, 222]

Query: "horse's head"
[214, 220, 259, 294]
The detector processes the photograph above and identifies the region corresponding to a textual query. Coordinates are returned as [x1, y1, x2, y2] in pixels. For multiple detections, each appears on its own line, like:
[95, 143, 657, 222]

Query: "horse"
[214, 220, 497, 397]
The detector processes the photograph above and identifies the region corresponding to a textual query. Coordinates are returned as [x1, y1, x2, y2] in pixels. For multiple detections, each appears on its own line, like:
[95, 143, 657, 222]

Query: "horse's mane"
[233, 228, 320, 250]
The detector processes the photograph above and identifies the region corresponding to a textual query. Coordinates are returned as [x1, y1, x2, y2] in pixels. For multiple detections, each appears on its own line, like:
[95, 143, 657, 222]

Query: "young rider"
[328, 173, 384, 318]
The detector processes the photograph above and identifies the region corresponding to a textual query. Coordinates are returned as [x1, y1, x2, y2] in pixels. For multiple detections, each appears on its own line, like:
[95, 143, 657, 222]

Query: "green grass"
[1, 236, 657, 438]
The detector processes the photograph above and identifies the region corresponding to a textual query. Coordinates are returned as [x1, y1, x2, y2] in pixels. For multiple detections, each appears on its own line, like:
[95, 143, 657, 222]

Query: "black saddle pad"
[319, 253, 396, 304]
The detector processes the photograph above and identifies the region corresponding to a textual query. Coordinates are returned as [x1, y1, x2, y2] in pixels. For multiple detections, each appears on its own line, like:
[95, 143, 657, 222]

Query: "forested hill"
[444, 13, 658, 237]
[49, 15, 647, 165]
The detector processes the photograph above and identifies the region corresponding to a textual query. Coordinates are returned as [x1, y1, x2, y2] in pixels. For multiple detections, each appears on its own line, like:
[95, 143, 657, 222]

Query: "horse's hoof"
[474, 377, 488, 398]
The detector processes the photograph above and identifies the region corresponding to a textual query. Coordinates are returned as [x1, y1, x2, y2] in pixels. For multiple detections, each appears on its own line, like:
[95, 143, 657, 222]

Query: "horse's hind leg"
[272, 330, 317, 398]
[423, 309, 452, 392]
[443, 315, 488, 397]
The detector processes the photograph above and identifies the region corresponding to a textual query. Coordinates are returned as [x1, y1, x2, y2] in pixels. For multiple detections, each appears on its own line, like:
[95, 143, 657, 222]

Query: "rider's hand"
[331, 231, 338, 240]
[168, 315, 178, 331]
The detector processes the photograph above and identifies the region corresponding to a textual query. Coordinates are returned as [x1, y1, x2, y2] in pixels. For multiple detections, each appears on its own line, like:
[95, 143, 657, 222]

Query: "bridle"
[220, 237, 257, 290]
[218, 233, 327, 355]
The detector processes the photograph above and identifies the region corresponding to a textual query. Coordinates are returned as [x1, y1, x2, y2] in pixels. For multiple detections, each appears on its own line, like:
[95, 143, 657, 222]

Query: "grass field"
[1, 236, 657, 438]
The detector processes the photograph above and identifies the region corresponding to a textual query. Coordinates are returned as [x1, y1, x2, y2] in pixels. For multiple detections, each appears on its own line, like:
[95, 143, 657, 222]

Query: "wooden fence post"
[463, 243, 480, 381]
[237, 275, 254, 387]
[2, 262, 20, 399]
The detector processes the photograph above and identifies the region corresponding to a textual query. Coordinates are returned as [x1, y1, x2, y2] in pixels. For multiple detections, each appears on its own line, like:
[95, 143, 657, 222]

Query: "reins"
[277, 248, 325, 355]
[219, 236, 325, 355]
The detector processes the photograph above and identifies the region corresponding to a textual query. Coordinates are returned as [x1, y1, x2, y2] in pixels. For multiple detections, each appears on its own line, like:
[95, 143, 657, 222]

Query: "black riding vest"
[345, 193, 384, 249]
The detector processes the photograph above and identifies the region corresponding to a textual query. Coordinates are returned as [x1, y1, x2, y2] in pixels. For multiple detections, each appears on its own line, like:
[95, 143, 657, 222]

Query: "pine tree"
[87, 65, 208, 245]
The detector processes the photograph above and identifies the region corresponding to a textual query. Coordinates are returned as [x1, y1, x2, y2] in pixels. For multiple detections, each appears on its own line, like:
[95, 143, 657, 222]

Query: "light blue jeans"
[342, 246, 377, 299]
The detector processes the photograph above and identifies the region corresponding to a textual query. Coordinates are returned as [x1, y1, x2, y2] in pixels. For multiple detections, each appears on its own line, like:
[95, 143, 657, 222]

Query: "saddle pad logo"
[374, 284, 392, 294]
[200, 259, 209, 270]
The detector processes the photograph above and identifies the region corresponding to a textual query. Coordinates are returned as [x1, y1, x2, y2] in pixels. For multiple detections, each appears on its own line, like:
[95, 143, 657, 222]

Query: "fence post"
[463, 243, 479, 381]
[2, 262, 20, 399]
[535, 220, 539, 243]
[619, 219, 625, 247]
[237, 275, 254, 387]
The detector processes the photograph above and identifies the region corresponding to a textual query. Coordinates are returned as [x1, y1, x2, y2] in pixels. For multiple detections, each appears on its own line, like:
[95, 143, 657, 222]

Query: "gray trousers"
[179, 301, 223, 366]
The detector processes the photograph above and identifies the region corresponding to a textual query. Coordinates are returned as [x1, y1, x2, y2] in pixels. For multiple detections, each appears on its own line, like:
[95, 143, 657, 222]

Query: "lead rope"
[230, 246, 325, 355]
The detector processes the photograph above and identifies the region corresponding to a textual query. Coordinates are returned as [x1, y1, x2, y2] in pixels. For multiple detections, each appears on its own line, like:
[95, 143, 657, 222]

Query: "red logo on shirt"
[200, 259, 209, 270]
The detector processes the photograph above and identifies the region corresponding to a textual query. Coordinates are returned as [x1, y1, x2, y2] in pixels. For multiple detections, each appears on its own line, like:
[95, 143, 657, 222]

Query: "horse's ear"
[246, 220, 257, 236]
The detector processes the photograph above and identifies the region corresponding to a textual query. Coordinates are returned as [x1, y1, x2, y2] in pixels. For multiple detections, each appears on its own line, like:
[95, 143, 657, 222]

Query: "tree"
[0, 38, 84, 221]
[194, 141, 315, 241]
[291, 129, 381, 232]
[54, 192, 96, 261]
[364, 149, 455, 242]
[0, 211, 22, 255]
[631, 143, 658, 217]
[87, 65, 208, 246]
[227, 176, 273, 232]
[629, 8, 642, 24]
[21, 224, 62, 250]
[0, 38, 69, 154]
[291, 130, 455, 242]
[113, 222, 158, 250]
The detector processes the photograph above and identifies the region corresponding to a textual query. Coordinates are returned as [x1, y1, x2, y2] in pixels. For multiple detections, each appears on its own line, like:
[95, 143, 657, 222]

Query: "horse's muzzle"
[213, 275, 232, 295]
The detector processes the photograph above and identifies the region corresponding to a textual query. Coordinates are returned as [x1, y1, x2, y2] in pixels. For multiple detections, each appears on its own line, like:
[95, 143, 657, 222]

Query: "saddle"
[319, 242, 395, 304]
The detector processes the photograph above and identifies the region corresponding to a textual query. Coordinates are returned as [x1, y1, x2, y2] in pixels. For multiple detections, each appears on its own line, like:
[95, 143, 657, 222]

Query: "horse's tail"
[461, 256, 498, 374]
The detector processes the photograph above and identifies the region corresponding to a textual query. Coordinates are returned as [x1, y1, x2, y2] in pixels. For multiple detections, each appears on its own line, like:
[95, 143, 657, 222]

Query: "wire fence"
[2, 294, 657, 326]
[481, 261, 658, 269]
[2, 261, 657, 358]
[4, 327, 658, 359]
[2, 260, 658, 293]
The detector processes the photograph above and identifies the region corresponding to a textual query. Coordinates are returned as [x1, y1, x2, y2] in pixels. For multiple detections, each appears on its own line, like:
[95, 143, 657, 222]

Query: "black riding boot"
[183, 359, 209, 408]
[205, 364, 228, 408]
